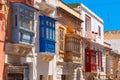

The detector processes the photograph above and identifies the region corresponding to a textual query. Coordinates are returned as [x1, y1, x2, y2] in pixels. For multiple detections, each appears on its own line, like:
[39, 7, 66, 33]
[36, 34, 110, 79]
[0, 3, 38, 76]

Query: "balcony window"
[30, 12, 34, 18]
[41, 27, 44, 38]
[14, 7, 18, 13]
[59, 28, 64, 51]
[66, 37, 80, 53]
[20, 15, 24, 27]
[30, 19, 33, 30]
[46, 28, 49, 38]
[50, 29, 52, 39]
[91, 54, 96, 64]
[19, 8, 24, 14]
[25, 10, 29, 15]
[25, 18, 29, 29]
[19, 7, 34, 31]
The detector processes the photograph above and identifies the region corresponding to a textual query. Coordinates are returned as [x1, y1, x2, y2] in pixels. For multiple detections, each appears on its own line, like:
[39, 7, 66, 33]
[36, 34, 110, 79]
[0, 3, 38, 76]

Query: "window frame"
[85, 14, 91, 31]
[19, 7, 34, 31]
[98, 26, 101, 36]
[59, 27, 64, 51]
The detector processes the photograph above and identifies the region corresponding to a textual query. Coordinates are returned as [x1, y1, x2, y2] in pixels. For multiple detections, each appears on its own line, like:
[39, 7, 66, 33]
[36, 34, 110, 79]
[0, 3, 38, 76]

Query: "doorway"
[8, 73, 23, 80]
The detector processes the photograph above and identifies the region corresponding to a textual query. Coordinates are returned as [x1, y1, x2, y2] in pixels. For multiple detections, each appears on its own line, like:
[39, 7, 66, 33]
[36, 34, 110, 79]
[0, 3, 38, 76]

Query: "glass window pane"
[59, 28, 64, 51]
[25, 18, 29, 29]
[30, 12, 34, 17]
[20, 15, 24, 27]
[49, 22, 52, 27]
[20, 8, 24, 13]
[41, 20, 44, 25]
[14, 7, 18, 14]
[53, 30, 55, 40]
[25, 10, 29, 15]
[46, 21, 48, 26]
[46, 28, 49, 38]
[30, 20, 33, 30]
[50, 29, 52, 39]
[53, 24, 54, 28]
[41, 27, 44, 38]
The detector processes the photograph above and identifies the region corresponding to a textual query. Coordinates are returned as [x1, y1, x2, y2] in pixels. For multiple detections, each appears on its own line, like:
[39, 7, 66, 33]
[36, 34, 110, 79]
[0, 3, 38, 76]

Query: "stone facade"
[56, 1, 83, 80]
[5, 0, 37, 80]
[2, 0, 115, 80]
[105, 31, 120, 79]
[0, 0, 7, 79]
[70, 3, 108, 80]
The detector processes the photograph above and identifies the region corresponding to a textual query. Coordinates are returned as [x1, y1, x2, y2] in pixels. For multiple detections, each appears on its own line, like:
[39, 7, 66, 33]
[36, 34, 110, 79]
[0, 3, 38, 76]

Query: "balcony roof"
[57, 1, 83, 22]
[10, 1, 39, 11]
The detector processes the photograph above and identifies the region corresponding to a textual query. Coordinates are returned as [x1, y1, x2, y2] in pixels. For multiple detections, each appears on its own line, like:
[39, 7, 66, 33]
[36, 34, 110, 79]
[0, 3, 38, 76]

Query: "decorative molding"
[6, 43, 32, 56]
[39, 53, 54, 62]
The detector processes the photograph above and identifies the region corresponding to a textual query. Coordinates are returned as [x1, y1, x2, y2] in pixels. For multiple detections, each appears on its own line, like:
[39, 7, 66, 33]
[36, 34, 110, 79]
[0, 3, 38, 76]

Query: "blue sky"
[63, 0, 120, 31]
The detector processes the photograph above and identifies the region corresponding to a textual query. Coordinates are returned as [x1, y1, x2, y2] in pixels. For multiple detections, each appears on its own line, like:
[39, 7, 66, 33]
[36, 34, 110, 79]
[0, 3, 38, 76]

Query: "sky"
[63, 0, 120, 32]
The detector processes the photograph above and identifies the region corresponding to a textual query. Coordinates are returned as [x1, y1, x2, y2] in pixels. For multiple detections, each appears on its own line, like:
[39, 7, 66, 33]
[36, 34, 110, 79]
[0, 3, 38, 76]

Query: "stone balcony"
[6, 43, 33, 56]
[38, 52, 54, 62]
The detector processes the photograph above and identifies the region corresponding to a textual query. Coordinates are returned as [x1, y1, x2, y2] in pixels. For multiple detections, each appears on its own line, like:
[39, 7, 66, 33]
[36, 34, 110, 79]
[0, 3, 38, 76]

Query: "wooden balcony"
[6, 43, 33, 56]
[65, 33, 81, 63]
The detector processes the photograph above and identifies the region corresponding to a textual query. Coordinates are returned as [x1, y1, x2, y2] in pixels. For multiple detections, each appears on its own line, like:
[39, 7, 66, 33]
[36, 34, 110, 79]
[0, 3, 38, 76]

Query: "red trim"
[85, 47, 97, 72]
[0, 13, 4, 16]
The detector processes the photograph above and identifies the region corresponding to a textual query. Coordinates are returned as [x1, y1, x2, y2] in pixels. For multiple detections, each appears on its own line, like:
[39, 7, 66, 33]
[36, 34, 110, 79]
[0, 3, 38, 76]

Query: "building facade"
[56, 1, 83, 80]
[69, 3, 108, 80]
[34, 0, 58, 80]
[5, 0, 37, 80]
[34, 0, 83, 80]
[105, 31, 120, 79]
[2, 0, 114, 80]
[0, 0, 6, 79]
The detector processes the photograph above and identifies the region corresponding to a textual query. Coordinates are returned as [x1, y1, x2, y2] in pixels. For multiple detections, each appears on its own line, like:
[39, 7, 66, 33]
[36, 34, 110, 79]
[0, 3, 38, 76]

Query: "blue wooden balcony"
[11, 3, 35, 45]
[39, 16, 56, 61]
